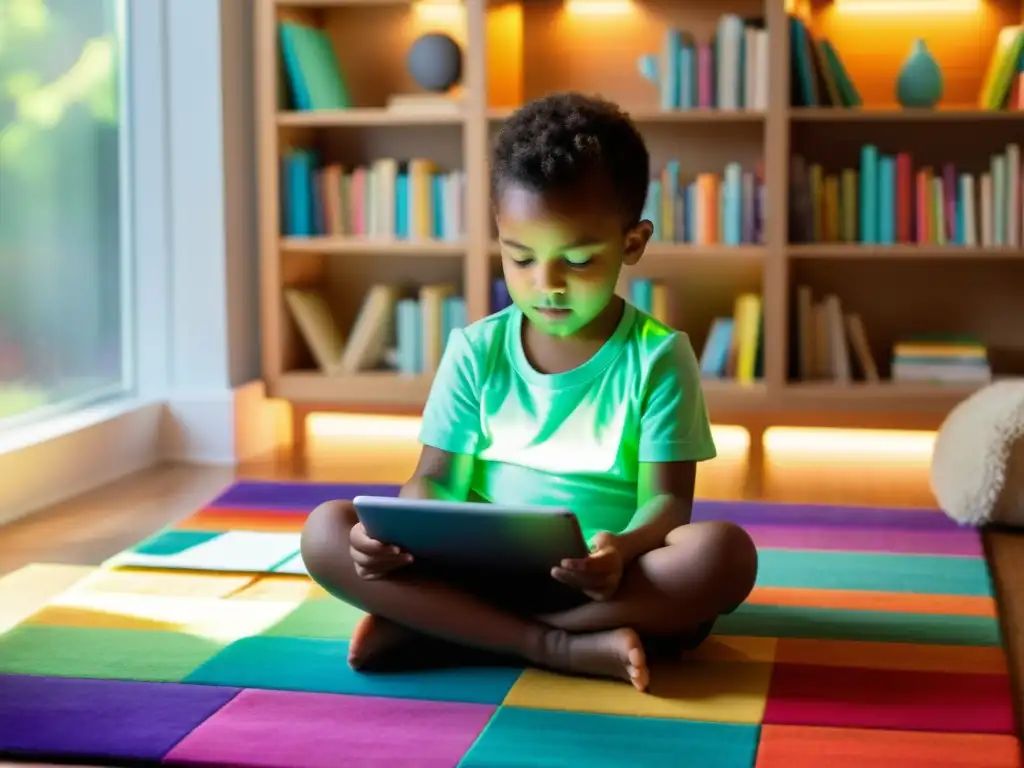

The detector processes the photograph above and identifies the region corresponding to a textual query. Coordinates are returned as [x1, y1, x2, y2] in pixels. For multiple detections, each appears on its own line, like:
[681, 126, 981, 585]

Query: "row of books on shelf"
[285, 284, 467, 376]
[653, 15, 769, 112]
[624, 279, 763, 384]
[794, 286, 992, 385]
[790, 143, 1023, 247]
[281, 150, 467, 240]
[790, 18, 1022, 111]
[788, 15, 860, 110]
[643, 161, 765, 245]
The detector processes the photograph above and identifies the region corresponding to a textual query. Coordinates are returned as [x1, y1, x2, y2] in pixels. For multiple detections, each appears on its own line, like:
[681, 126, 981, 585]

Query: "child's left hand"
[551, 531, 624, 601]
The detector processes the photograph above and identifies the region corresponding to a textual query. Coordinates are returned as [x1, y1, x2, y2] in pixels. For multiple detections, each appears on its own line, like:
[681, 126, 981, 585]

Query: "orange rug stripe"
[747, 586, 997, 617]
[756, 725, 1022, 767]
[774, 638, 1009, 675]
[176, 508, 306, 533]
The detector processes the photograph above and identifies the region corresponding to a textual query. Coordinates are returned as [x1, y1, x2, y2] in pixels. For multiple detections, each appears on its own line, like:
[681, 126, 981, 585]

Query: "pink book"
[698, 44, 713, 108]
[942, 163, 957, 242]
[351, 168, 366, 237]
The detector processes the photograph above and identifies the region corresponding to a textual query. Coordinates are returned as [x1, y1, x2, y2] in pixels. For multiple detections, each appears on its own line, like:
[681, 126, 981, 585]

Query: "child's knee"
[300, 499, 357, 579]
[706, 521, 758, 602]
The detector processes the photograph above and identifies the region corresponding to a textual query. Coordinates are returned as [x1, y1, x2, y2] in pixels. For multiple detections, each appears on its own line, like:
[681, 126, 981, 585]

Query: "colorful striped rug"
[0, 480, 1019, 767]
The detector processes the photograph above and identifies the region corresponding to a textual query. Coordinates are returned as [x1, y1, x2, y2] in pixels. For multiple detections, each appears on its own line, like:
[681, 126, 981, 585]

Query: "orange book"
[916, 168, 932, 243]
[697, 173, 718, 244]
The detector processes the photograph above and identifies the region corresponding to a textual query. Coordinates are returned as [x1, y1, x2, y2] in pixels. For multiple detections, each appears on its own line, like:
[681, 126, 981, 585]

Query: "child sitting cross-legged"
[300, 92, 759, 692]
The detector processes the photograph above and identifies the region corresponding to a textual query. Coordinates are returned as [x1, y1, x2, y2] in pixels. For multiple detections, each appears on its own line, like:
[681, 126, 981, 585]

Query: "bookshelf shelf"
[276, 371, 434, 407]
[782, 381, 982, 409]
[281, 237, 466, 256]
[789, 108, 1024, 123]
[277, 109, 465, 127]
[257, 0, 1023, 449]
[787, 245, 1024, 260]
[486, 107, 766, 124]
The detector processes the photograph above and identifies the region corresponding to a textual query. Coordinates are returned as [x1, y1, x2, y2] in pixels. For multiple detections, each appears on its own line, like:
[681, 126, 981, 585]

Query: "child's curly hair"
[491, 92, 650, 227]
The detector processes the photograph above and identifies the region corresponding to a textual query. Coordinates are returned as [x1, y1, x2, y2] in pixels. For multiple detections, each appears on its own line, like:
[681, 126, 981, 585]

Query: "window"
[0, 0, 130, 427]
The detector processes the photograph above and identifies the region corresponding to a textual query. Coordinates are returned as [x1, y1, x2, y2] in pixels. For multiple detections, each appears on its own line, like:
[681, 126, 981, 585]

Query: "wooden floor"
[1, 434, 1022, 761]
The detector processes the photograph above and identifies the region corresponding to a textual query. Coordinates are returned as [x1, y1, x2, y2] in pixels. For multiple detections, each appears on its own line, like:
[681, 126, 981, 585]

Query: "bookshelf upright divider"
[256, 0, 1024, 451]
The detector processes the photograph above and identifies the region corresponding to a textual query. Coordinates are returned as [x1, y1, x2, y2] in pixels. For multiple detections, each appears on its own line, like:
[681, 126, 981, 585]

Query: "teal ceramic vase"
[896, 38, 943, 108]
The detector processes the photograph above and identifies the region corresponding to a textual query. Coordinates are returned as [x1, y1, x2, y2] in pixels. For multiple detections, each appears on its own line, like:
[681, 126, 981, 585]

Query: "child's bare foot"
[348, 614, 419, 670]
[544, 627, 649, 691]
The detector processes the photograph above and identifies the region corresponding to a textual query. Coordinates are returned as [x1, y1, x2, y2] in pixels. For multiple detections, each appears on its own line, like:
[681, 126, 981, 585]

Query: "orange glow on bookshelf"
[564, 0, 634, 16]
[833, 0, 980, 14]
[412, 0, 465, 28]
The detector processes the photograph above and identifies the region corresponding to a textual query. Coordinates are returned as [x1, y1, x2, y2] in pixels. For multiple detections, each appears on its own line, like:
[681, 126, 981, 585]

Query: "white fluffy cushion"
[930, 379, 1024, 527]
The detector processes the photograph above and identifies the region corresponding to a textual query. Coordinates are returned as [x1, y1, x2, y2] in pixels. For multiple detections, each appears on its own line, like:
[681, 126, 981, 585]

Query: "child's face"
[495, 182, 652, 339]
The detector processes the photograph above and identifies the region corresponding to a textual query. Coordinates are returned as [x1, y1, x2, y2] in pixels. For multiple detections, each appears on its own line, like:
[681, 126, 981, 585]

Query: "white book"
[981, 172, 994, 247]
[1006, 144, 1019, 247]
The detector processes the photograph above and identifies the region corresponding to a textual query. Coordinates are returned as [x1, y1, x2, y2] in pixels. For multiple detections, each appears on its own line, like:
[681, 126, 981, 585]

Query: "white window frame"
[0, 0, 173, 522]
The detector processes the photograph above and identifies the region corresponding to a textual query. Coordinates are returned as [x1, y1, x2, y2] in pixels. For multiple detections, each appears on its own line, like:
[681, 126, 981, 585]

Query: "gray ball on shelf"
[407, 32, 462, 93]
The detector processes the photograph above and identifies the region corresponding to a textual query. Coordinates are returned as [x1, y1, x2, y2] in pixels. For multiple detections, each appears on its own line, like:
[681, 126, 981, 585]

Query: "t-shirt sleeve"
[417, 328, 483, 455]
[638, 332, 718, 463]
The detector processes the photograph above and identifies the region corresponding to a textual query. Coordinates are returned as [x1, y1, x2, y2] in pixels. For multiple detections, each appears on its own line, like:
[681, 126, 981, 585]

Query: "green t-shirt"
[418, 302, 717, 542]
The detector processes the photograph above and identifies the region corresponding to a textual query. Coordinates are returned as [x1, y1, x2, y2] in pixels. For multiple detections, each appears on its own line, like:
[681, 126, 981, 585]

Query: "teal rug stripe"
[755, 550, 993, 596]
[184, 636, 523, 705]
[715, 603, 1002, 646]
[458, 707, 759, 767]
[133, 530, 219, 556]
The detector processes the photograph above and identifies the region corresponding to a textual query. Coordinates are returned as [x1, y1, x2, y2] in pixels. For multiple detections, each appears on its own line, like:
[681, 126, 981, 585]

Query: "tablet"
[352, 495, 589, 574]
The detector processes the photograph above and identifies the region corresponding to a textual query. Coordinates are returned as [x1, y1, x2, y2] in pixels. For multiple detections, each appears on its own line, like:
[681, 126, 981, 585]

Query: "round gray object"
[407, 33, 462, 92]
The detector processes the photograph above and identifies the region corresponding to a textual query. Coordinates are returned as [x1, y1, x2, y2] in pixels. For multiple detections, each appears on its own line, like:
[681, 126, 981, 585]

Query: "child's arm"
[615, 333, 716, 564]
[399, 447, 475, 502]
[613, 461, 696, 564]
[401, 328, 482, 503]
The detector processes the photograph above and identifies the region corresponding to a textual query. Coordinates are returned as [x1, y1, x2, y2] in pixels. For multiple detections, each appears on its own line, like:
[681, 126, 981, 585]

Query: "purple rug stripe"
[691, 499, 961, 531]
[210, 481, 400, 509]
[209, 481, 966, 534]
[745, 523, 983, 556]
[164, 688, 496, 768]
[0, 674, 239, 763]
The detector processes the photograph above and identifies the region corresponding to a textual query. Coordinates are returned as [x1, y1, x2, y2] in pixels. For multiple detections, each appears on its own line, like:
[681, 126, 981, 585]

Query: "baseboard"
[161, 380, 291, 465]
[0, 400, 165, 526]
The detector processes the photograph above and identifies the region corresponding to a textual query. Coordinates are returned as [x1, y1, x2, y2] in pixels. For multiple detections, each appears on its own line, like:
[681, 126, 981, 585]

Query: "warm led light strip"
[308, 414, 750, 455]
[833, 0, 979, 13]
[763, 427, 935, 462]
[564, 0, 634, 16]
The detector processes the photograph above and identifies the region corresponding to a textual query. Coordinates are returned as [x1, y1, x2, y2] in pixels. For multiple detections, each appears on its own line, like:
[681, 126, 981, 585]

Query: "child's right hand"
[350, 522, 413, 580]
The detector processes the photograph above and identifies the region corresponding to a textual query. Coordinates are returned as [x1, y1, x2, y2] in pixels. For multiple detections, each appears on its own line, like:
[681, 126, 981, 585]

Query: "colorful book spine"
[791, 142, 1023, 247]
[644, 160, 764, 245]
[649, 15, 769, 111]
[280, 150, 467, 241]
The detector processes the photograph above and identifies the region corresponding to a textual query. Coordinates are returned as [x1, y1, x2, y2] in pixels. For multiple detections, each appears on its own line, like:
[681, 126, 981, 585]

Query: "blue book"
[700, 318, 734, 378]
[662, 30, 682, 110]
[630, 279, 653, 313]
[395, 173, 409, 239]
[286, 151, 315, 236]
[723, 162, 743, 245]
[686, 182, 697, 243]
[396, 299, 421, 374]
[678, 44, 695, 109]
[432, 174, 445, 238]
[877, 155, 895, 245]
[859, 144, 878, 244]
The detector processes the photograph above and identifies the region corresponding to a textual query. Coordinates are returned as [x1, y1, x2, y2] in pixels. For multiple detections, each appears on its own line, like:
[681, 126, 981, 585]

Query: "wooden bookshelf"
[256, 0, 1024, 448]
